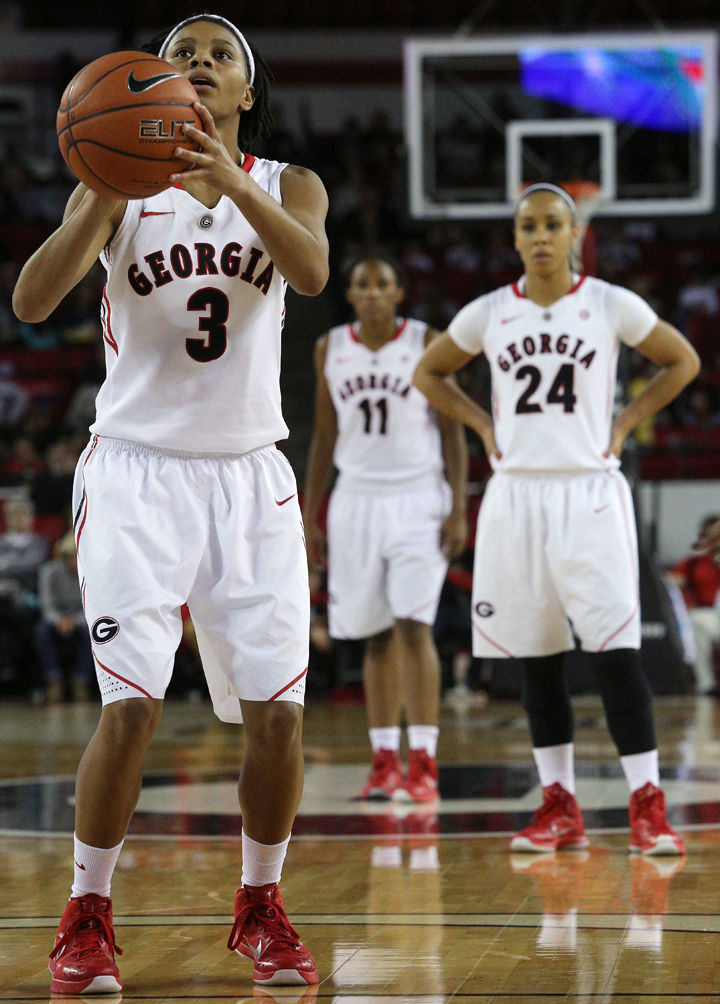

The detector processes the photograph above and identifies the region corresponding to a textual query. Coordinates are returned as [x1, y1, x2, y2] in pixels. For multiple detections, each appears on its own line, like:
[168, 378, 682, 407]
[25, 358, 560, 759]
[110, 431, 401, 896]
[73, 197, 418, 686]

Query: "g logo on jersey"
[475, 601, 495, 618]
[91, 617, 120, 644]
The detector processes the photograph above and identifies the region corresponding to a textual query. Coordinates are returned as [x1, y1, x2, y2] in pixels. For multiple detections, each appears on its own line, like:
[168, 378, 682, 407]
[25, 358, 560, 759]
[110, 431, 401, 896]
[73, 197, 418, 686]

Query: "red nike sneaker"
[393, 749, 439, 803]
[48, 894, 122, 995]
[360, 748, 404, 799]
[628, 782, 687, 855]
[228, 883, 318, 985]
[510, 782, 589, 852]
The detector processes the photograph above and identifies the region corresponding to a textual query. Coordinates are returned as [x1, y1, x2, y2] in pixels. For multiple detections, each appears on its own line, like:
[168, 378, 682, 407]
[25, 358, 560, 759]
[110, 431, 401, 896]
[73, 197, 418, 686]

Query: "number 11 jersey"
[448, 275, 657, 473]
[325, 317, 444, 489]
[92, 154, 290, 454]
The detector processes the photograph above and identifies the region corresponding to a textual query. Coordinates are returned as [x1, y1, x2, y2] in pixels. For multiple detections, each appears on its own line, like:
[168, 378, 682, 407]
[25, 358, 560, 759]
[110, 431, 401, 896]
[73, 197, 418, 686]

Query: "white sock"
[621, 750, 660, 793]
[533, 743, 575, 794]
[371, 844, 402, 868]
[71, 834, 124, 898]
[369, 727, 401, 753]
[407, 725, 439, 758]
[241, 830, 290, 888]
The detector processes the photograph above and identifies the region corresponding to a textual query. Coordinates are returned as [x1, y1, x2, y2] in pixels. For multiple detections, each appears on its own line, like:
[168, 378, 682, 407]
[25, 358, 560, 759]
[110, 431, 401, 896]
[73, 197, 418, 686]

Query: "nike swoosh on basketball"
[275, 495, 296, 507]
[140, 210, 175, 218]
[127, 70, 182, 93]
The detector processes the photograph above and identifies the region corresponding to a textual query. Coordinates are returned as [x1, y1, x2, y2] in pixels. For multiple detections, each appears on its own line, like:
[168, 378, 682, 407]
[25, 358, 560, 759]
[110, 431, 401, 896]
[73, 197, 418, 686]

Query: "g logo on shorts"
[475, 601, 495, 618]
[91, 616, 120, 644]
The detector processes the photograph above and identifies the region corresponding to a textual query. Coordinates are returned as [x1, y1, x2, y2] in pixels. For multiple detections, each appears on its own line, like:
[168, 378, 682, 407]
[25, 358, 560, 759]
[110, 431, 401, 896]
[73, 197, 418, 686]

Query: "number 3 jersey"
[447, 275, 657, 473]
[325, 318, 445, 489]
[92, 155, 289, 454]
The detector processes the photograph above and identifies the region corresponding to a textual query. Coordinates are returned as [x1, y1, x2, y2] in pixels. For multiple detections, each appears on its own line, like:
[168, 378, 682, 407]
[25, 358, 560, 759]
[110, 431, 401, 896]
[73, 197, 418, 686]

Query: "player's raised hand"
[170, 102, 245, 196]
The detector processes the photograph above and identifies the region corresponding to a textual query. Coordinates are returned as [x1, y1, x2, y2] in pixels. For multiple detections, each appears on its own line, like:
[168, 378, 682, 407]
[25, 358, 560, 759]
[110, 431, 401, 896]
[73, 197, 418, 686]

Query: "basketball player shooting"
[414, 183, 699, 857]
[12, 13, 328, 995]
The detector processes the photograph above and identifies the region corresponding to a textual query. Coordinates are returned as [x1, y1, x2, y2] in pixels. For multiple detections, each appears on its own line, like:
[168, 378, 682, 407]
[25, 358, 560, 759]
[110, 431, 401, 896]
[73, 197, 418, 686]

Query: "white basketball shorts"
[73, 436, 309, 722]
[471, 470, 640, 658]
[326, 476, 451, 639]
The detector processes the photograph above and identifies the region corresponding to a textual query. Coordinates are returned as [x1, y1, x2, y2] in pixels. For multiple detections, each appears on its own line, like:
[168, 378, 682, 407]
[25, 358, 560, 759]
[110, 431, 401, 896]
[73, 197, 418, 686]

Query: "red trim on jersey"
[75, 436, 99, 551]
[512, 274, 587, 299]
[92, 651, 153, 699]
[269, 667, 308, 701]
[472, 617, 515, 657]
[349, 318, 408, 343]
[101, 288, 119, 356]
[390, 317, 408, 341]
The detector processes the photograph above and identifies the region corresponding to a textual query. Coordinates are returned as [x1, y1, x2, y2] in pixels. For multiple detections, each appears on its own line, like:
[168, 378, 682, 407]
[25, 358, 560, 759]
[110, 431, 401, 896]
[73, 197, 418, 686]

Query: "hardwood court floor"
[1, 693, 720, 1002]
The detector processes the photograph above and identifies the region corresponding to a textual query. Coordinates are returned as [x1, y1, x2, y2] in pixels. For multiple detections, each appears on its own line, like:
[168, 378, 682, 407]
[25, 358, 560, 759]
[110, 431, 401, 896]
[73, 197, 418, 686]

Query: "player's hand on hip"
[474, 415, 501, 462]
[604, 419, 627, 460]
[170, 102, 245, 195]
[441, 510, 468, 561]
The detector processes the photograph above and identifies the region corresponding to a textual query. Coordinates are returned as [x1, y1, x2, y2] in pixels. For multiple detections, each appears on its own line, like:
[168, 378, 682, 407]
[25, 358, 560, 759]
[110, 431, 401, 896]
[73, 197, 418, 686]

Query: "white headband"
[159, 14, 255, 85]
[516, 183, 577, 218]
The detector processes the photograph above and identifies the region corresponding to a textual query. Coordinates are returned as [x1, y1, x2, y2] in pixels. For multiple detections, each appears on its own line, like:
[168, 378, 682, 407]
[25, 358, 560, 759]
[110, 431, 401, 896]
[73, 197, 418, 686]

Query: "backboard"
[403, 31, 717, 219]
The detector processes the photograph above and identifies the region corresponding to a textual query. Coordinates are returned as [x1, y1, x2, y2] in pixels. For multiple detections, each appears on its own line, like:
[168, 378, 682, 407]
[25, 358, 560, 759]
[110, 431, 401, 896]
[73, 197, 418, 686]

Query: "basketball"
[56, 51, 203, 199]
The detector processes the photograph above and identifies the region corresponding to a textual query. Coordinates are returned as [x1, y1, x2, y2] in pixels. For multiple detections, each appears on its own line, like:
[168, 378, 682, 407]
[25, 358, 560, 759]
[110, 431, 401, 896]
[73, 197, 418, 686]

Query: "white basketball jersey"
[92, 154, 289, 454]
[448, 275, 657, 473]
[325, 318, 444, 487]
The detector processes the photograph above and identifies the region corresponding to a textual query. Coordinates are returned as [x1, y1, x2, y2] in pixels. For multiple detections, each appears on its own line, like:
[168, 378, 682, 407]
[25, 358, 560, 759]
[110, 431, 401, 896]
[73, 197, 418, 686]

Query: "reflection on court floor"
[1, 697, 719, 1001]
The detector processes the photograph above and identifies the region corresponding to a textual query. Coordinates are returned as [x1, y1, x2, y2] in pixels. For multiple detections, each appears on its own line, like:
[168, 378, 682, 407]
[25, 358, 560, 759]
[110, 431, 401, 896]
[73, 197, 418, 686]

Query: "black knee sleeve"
[589, 648, 656, 756]
[521, 653, 573, 748]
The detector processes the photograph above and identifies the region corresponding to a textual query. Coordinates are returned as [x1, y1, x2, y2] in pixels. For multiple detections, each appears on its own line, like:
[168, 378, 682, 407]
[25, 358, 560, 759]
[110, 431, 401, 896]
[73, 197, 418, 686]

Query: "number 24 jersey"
[448, 274, 657, 473]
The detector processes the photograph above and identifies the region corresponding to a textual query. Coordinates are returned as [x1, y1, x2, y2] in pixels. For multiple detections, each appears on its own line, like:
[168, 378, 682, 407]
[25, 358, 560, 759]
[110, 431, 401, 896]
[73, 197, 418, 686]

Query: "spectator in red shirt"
[670, 514, 720, 694]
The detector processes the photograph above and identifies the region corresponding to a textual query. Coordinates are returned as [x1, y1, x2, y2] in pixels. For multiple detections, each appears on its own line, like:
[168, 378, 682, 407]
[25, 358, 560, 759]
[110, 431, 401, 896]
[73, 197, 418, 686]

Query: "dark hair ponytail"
[141, 24, 275, 152]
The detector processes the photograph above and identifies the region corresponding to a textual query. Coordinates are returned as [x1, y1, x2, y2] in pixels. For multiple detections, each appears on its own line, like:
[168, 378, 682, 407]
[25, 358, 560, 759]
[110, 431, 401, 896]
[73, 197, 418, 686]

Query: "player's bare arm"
[414, 331, 500, 460]
[12, 184, 126, 323]
[302, 335, 338, 569]
[172, 103, 329, 296]
[423, 330, 468, 559]
[437, 410, 469, 559]
[605, 319, 700, 457]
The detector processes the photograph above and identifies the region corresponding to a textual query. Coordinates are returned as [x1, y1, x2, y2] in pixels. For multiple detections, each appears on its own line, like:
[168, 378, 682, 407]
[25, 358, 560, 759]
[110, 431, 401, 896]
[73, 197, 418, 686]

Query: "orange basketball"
[56, 51, 202, 199]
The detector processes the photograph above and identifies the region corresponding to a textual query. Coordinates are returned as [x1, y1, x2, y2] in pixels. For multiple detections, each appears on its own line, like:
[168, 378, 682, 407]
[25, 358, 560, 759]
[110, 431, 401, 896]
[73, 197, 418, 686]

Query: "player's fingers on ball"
[192, 102, 215, 131]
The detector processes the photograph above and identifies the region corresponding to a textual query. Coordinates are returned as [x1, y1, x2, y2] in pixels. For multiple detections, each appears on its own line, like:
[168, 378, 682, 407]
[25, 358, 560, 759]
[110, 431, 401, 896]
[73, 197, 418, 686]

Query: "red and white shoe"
[510, 783, 589, 852]
[628, 782, 687, 856]
[360, 749, 404, 800]
[228, 883, 319, 986]
[48, 894, 122, 995]
[393, 749, 439, 803]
